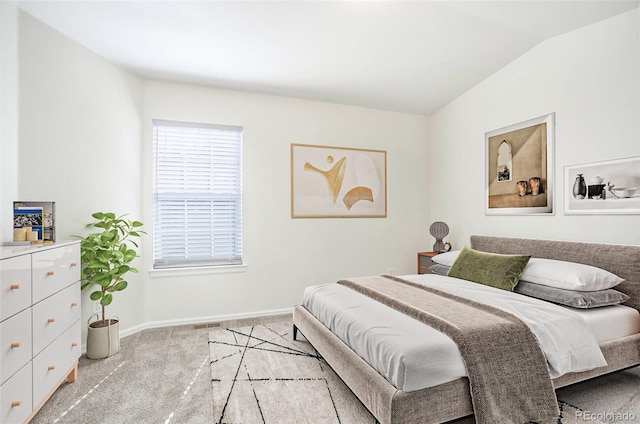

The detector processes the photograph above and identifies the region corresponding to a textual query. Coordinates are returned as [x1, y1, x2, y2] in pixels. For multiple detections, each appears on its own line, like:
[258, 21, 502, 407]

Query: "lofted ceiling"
[16, 0, 640, 115]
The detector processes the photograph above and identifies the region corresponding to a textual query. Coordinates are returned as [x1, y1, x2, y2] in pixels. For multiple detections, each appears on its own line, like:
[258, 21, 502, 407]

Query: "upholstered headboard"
[470, 235, 640, 312]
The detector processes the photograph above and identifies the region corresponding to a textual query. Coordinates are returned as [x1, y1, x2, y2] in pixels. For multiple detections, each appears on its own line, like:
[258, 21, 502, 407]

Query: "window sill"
[149, 263, 247, 279]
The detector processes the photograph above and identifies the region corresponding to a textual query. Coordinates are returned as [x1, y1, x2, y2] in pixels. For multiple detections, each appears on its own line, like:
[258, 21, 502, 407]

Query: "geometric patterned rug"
[209, 318, 605, 424]
[209, 319, 375, 424]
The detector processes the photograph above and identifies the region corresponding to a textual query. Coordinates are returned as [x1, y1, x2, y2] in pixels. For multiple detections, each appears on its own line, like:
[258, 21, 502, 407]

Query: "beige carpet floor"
[30, 322, 216, 424]
[210, 317, 639, 424]
[27, 313, 638, 424]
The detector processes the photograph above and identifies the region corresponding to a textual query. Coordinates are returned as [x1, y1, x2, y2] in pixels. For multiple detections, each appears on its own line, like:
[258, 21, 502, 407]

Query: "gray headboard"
[470, 235, 640, 312]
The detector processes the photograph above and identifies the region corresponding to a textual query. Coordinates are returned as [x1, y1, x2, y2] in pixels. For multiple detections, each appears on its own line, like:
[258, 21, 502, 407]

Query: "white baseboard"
[118, 307, 294, 339]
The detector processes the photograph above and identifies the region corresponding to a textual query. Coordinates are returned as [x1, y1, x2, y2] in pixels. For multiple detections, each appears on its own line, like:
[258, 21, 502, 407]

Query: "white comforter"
[303, 273, 609, 392]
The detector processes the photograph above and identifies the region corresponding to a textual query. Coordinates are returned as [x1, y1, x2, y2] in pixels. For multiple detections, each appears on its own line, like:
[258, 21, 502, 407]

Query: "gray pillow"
[514, 280, 630, 308]
[428, 264, 630, 308]
[429, 263, 451, 276]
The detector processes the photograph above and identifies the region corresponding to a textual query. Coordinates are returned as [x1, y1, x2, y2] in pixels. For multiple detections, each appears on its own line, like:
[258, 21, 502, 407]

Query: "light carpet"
[208, 318, 614, 424]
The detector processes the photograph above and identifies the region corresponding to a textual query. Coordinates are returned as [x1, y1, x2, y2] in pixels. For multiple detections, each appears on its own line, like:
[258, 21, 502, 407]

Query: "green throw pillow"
[447, 247, 531, 291]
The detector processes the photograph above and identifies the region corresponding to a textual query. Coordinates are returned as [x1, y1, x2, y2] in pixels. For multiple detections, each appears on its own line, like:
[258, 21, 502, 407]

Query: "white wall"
[13, 11, 430, 335]
[141, 82, 430, 327]
[0, 1, 19, 243]
[428, 9, 640, 249]
[17, 11, 146, 338]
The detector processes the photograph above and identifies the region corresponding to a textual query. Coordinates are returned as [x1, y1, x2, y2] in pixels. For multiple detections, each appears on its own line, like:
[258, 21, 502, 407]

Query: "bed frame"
[292, 235, 640, 424]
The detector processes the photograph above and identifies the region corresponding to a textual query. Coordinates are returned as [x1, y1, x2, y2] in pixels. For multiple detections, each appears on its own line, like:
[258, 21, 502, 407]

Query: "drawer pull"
[47, 271, 55, 276]
[11, 401, 21, 408]
[71, 302, 79, 307]
[11, 342, 21, 348]
[47, 318, 56, 323]
[71, 342, 79, 347]
[48, 365, 56, 371]
[10, 284, 20, 290]
[70, 262, 78, 267]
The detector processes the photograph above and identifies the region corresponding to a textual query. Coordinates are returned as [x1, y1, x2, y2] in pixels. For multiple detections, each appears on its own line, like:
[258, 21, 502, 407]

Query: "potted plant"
[78, 212, 144, 359]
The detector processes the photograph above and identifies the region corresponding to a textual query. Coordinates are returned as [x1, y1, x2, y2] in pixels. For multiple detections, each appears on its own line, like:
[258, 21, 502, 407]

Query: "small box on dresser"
[0, 241, 81, 424]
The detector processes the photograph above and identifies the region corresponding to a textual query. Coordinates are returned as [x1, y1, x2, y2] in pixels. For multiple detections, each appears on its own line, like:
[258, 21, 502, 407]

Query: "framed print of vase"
[565, 156, 640, 215]
[485, 113, 554, 215]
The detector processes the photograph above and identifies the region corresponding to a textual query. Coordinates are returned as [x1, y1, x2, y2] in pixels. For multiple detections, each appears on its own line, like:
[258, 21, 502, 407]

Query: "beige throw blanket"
[338, 275, 559, 424]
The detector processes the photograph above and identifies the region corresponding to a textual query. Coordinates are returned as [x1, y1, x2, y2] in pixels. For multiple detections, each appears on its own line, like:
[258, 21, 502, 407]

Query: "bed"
[292, 235, 640, 424]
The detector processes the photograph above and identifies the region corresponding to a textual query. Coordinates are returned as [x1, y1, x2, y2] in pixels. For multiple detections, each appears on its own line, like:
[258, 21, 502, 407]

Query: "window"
[497, 140, 512, 182]
[152, 120, 243, 269]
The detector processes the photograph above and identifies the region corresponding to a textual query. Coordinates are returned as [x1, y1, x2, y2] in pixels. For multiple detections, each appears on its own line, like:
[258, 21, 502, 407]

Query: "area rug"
[208, 319, 605, 424]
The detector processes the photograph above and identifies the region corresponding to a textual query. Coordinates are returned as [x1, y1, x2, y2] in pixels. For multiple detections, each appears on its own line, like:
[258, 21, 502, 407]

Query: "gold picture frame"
[291, 143, 387, 218]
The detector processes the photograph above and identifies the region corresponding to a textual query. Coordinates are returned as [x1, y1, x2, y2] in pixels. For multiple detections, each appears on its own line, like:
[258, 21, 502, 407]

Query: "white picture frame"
[485, 113, 554, 215]
[564, 156, 640, 215]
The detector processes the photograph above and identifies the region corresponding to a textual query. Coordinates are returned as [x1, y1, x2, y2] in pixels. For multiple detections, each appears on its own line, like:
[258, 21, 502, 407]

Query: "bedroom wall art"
[485, 113, 554, 215]
[290, 143, 387, 218]
[564, 156, 640, 215]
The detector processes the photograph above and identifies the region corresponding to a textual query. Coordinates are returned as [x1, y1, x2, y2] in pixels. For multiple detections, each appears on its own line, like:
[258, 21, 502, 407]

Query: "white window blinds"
[152, 120, 243, 269]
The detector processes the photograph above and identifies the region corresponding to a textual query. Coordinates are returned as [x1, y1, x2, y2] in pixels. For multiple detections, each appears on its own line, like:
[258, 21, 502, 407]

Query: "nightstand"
[417, 251, 438, 274]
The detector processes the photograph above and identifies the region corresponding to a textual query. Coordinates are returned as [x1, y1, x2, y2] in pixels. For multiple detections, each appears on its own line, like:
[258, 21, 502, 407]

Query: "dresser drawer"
[0, 255, 32, 321]
[0, 362, 32, 424]
[32, 282, 81, 355]
[0, 309, 32, 385]
[33, 320, 80, 407]
[32, 244, 80, 304]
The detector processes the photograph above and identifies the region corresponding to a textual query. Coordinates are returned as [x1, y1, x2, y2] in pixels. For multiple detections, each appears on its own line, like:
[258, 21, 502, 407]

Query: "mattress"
[302, 274, 640, 392]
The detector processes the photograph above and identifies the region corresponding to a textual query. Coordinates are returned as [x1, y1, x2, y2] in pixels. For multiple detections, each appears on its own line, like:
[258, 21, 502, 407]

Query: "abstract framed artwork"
[485, 113, 554, 215]
[564, 156, 640, 215]
[291, 143, 387, 218]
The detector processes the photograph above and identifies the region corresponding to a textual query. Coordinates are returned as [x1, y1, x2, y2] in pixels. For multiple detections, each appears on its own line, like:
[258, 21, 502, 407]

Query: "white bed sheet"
[302, 274, 640, 392]
[558, 302, 640, 342]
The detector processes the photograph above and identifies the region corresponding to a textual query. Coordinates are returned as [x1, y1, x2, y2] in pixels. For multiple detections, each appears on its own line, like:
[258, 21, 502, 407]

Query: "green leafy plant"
[78, 212, 144, 323]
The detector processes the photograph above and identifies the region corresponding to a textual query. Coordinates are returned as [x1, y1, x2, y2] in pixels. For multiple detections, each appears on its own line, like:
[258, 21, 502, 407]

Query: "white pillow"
[520, 258, 624, 292]
[431, 250, 624, 292]
[431, 250, 461, 266]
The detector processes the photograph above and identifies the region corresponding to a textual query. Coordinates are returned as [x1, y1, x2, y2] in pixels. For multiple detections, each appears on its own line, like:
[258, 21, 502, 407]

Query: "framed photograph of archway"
[564, 156, 640, 215]
[291, 143, 387, 218]
[485, 113, 555, 215]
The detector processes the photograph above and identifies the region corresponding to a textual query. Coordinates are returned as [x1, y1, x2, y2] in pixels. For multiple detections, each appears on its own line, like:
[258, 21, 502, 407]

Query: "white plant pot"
[86, 315, 120, 359]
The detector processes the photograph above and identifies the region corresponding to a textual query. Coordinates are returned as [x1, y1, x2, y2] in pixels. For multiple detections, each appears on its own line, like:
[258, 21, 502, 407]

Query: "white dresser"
[0, 241, 81, 424]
